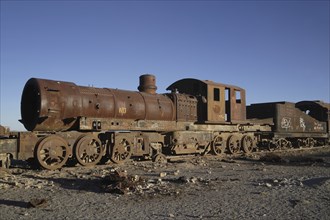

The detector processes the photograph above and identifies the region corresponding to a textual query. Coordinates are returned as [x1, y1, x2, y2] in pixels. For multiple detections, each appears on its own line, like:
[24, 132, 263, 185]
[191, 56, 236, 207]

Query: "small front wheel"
[152, 153, 167, 163]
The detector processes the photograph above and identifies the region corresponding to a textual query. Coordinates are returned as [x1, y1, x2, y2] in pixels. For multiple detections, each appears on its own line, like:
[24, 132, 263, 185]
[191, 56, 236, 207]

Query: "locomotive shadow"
[0, 199, 29, 208]
[240, 151, 330, 167]
[24, 175, 105, 193]
[8, 159, 34, 170]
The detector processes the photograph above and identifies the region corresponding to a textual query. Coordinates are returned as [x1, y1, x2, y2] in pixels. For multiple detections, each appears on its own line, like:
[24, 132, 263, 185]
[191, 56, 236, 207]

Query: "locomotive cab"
[167, 79, 246, 123]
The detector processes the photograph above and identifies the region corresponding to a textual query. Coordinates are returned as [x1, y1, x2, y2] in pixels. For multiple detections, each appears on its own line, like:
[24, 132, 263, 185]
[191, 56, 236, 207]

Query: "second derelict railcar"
[247, 101, 329, 149]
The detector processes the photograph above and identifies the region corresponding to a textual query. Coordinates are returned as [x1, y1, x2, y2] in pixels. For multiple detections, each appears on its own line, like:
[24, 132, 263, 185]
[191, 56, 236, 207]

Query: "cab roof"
[166, 78, 245, 92]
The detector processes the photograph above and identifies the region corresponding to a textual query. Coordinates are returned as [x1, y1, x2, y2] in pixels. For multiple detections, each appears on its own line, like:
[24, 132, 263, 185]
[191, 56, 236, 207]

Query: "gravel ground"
[0, 146, 330, 220]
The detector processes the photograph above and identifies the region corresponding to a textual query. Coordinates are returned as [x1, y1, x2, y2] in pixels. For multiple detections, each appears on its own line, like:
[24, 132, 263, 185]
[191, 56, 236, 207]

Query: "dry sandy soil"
[1, 146, 330, 220]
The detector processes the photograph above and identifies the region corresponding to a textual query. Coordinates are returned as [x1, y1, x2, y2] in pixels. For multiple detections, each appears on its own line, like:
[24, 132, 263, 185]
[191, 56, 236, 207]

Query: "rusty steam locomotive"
[0, 74, 329, 170]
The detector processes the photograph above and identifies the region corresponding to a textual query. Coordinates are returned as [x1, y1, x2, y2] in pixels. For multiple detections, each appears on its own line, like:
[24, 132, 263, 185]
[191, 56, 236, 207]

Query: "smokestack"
[138, 74, 157, 94]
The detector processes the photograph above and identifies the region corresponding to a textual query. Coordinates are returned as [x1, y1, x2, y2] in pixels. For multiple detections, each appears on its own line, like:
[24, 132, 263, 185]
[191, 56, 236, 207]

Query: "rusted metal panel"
[105, 131, 162, 161]
[112, 89, 146, 119]
[142, 93, 175, 121]
[166, 131, 213, 155]
[0, 139, 17, 155]
[167, 78, 208, 122]
[247, 102, 280, 123]
[111, 132, 150, 156]
[79, 86, 116, 119]
[79, 117, 179, 132]
[296, 100, 330, 135]
[167, 93, 197, 122]
[17, 132, 39, 160]
[207, 85, 226, 122]
[228, 87, 246, 122]
[103, 131, 163, 158]
[273, 132, 328, 139]
[0, 130, 42, 161]
[275, 102, 327, 133]
[0, 126, 18, 159]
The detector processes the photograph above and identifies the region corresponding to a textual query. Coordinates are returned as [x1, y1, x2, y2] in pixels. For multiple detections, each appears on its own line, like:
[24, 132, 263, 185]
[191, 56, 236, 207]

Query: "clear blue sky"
[1, 0, 329, 131]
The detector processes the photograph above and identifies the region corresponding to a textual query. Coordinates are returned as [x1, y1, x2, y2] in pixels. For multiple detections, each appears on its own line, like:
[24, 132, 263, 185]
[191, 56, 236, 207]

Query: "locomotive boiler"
[21, 75, 175, 131]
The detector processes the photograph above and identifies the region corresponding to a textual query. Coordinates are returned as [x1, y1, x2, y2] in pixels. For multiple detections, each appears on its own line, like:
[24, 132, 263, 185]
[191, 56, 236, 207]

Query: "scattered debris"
[28, 198, 48, 208]
[100, 169, 219, 196]
[191, 157, 208, 166]
[190, 177, 198, 184]
[0, 168, 11, 176]
[101, 170, 144, 194]
[265, 183, 272, 188]
[258, 178, 304, 188]
[0, 172, 55, 189]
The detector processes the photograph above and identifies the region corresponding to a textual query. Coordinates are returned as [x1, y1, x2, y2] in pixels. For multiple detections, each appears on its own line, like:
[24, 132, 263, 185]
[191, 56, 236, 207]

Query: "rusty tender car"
[0, 74, 329, 169]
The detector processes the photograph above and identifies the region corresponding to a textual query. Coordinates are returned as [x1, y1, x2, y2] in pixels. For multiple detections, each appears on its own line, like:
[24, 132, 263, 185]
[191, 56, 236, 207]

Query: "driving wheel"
[211, 135, 226, 155]
[110, 138, 132, 164]
[74, 134, 103, 166]
[35, 135, 69, 170]
[227, 135, 241, 154]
